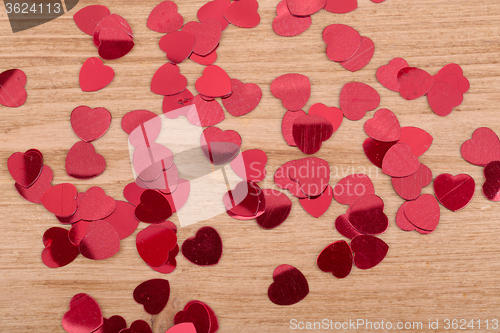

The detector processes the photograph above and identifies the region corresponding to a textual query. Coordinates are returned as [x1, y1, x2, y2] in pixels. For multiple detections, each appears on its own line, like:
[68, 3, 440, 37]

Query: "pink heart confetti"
[364, 108, 401, 142]
[93, 14, 133, 47]
[160, 31, 196, 65]
[391, 163, 433, 200]
[323, 24, 361, 62]
[224, 0, 260, 28]
[62, 293, 103, 333]
[340, 36, 374, 72]
[188, 95, 225, 127]
[151, 63, 187, 96]
[404, 194, 440, 232]
[308, 103, 343, 133]
[427, 81, 463, 117]
[198, 0, 231, 30]
[41, 183, 78, 217]
[195, 65, 232, 98]
[382, 142, 420, 177]
[73, 5, 110, 36]
[324, 0, 357, 13]
[333, 174, 375, 206]
[398, 67, 434, 100]
[8, 149, 43, 187]
[299, 184, 333, 218]
[182, 19, 221, 56]
[286, 0, 326, 16]
[79, 187, 116, 221]
[201, 126, 242, 165]
[230, 149, 267, 182]
[399, 126, 433, 157]
[15, 164, 53, 204]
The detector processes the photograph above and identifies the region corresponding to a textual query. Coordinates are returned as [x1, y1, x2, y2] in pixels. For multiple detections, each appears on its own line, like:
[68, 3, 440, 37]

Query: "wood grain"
[1, 0, 500, 332]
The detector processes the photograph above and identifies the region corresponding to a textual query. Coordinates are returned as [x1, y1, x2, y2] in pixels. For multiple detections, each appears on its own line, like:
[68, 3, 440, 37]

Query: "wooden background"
[1, 0, 500, 332]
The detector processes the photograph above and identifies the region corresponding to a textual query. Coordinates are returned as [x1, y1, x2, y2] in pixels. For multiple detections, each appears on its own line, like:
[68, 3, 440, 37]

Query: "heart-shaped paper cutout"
[461, 127, 500, 166]
[151, 63, 187, 96]
[364, 108, 401, 142]
[147, 1, 184, 33]
[349, 194, 388, 235]
[286, 0, 326, 16]
[66, 141, 106, 179]
[195, 65, 232, 98]
[281, 110, 306, 146]
[73, 5, 110, 36]
[160, 31, 196, 65]
[224, 0, 261, 28]
[340, 36, 375, 72]
[256, 189, 292, 229]
[272, 0, 311, 37]
[323, 24, 361, 62]
[222, 79, 262, 116]
[230, 149, 267, 182]
[0, 69, 28, 107]
[70, 106, 111, 143]
[41, 183, 78, 217]
[299, 185, 333, 218]
[398, 67, 434, 100]
[268, 264, 309, 306]
[79, 187, 116, 221]
[135, 189, 173, 223]
[292, 114, 333, 154]
[198, 0, 231, 30]
[136, 224, 177, 267]
[351, 235, 388, 269]
[133, 279, 170, 315]
[42, 227, 80, 268]
[333, 174, 375, 206]
[8, 149, 43, 187]
[391, 163, 433, 200]
[427, 81, 463, 117]
[308, 103, 343, 133]
[382, 142, 420, 177]
[79, 220, 121, 260]
[362, 138, 397, 168]
[97, 27, 135, 60]
[324, 0, 357, 13]
[79, 57, 114, 92]
[201, 126, 241, 165]
[15, 164, 53, 204]
[376, 58, 409, 92]
[93, 14, 133, 47]
[399, 126, 433, 157]
[62, 293, 103, 333]
[483, 161, 500, 201]
[187, 95, 225, 127]
[182, 226, 222, 266]
[174, 302, 211, 333]
[288, 157, 330, 197]
[182, 19, 221, 56]
[335, 212, 362, 239]
[340, 82, 380, 121]
[434, 173, 475, 211]
[317, 240, 353, 278]
[271, 73, 310, 111]
[120, 320, 152, 333]
[404, 194, 440, 232]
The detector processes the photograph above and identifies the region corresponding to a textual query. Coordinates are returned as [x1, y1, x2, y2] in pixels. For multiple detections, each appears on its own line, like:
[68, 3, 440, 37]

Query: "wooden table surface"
[1, 0, 500, 332]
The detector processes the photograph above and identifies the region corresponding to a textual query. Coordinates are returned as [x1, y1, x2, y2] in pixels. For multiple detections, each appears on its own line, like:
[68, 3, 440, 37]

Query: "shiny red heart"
[333, 174, 375, 206]
[395, 201, 431, 234]
[299, 185, 333, 218]
[281, 110, 306, 146]
[135, 189, 173, 223]
[160, 31, 196, 64]
[339, 82, 380, 121]
[0, 68, 27, 107]
[382, 142, 420, 177]
[324, 0, 357, 13]
[256, 189, 292, 229]
[133, 279, 170, 315]
[224, 0, 261, 28]
[362, 138, 397, 168]
[166, 323, 197, 333]
[483, 161, 500, 201]
[8, 149, 43, 187]
[174, 302, 211, 333]
[317, 240, 353, 279]
[79, 57, 114, 92]
[69, 221, 91, 246]
[201, 126, 241, 165]
[182, 226, 222, 266]
[222, 79, 262, 116]
[364, 108, 401, 142]
[349, 194, 388, 235]
[79, 187, 116, 221]
[151, 63, 187, 96]
[272, 0, 311, 37]
[335, 212, 362, 239]
[163, 89, 194, 117]
[434, 173, 475, 211]
[97, 27, 134, 60]
[224, 181, 265, 220]
[351, 235, 388, 269]
[93, 14, 133, 47]
[340, 36, 374, 72]
[94, 315, 127, 333]
[15, 164, 53, 204]
[136, 224, 177, 267]
[391, 163, 433, 200]
[62, 293, 103, 333]
[404, 194, 440, 232]
[198, 0, 231, 30]
[308, 103, 343, 133]
[230, 149, 267, 182]
[195, 65, 232, 98]
[150, 243, 179, 274]
[187, 95, 225, 126]
[70, 106, 111, 143]
[323, 24, 361, 62]
[41, 183, 78, 217]
[461, 127, 500, 166]
[376, 58, 408, 92]
[271, 73, 310, 111]
[427, 81, 463, 117]
[42, 227, 79, 268]
[79, 220, 121, 260]
[73, 5, 110, 35]
[66, 141, 106, 179]
[398, 67, 434, 100]
[120, 320, 152, 333]
[182, 19, 221, 56]
[147, 0, 184, 33]
[288, 157, 330, 197]
[399, 126, 433, 157]
[286, 0, 326, 16]
[292, 114, 333, 154]
[268, 264, 309, 306]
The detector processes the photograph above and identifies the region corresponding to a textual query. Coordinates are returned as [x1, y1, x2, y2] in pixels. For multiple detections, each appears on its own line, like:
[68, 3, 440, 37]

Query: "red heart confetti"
[427, 81, 463, 116]
[292, 114, 333, 154]
[230, 149, 267, 182]
[224, 0, 261, 28]
[73, 5, 111, 36]
[281, 110, 306, 146]
[333, 174, 375, 206]
[150, 244, 179, 274]
[268, 264, 309, 306]
[382, 142, 420, 177]
[286, 0, 326, 17]
[195, 65, 232, 98]
[351, 235, 388, 269]
[133, 279, 170, 315]
[317, 240, 353, 279]
[308, 103, 343, 133]
[201, 126, 241, 165]
[391, 163, 433, 201]
[57, 193, 84, 225]
[41, 183, 78, 217]
[95, 316, 127, 333]
[348, 194, 388, 235]
[434, 63, 470, 94]
[136, 224, 177, 267]
[397, 67, 434, 100]
[271, 73, 310, 111]
[395, 201, 418, 232]
[399, 126, 433, 157]
[187, 95, 225, 127]
[223, 181, 262, 219]
[93, 14, 133, 48]
[255, 189, 292, 229]
[376, 58, 409, 92]
[272, 0, 312, 37]
[335, 212, 362, 239]
[198, 0, 231, 31]
[66, 141, 106, 179]
[79, 57, 114, 92]
[174, 301, 212, 333]
[288, 157, 330, 197]
[97, 27, 135, 60]
[0, 68, 28, 107]
[182, 226, 222, 266]
[340, 36, 374, 72]
[339, 82, 380, 121]
[364, 108, 401, 142]
[151, 63, 187, 96]
[147, 1, 184, 33]
[362, 138, 397, 168]
[404, 194, 440, 232]
[15, 164, 53, 204]
[483, 161, 500, 201]
[135, 189, 173, 223]
[8, 149, 43, 187]
[461, 127, 500, 166]
[69, 221, 91, 246]
[274, 160, 308, 199]
[433, 173, 475, 211]
[79, 187, 116, 221]
[120, 320, 152, 333]
[182, 19, 222, 56]
[163, 89, 194, 117]
[121, 109, 159, 135]
[323, 24, 361, 62]
[79, 220, 121, 260]
[324, 0, 357, 13]
[62, 293, 103, 333]
[222, 79, 262, 116]
[189, 48, 218, 66]
[42, 227, 80, 268]
[159, 31, 196, 65]
[299, 184, 333, 218]
[70, 106, 111, 143]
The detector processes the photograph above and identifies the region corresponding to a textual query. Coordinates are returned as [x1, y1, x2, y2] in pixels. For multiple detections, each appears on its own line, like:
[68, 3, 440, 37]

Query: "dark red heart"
[351, 235, 388, 269]
[174, 302, 211, 333]
[224, 181, 265, 220]
[268, 264, 309, 306]
[97, 27, 134, 60]
[136, 224, 177, 267]
[120, 320, 152, 333]
[281, 110, 306, 146]
[8, 149, 43, 187]
[92, 14, 133, 47]
[94, 315, 127, 333]
[133, 279, 170, 315]
[461, 127, 500, 166]
[483, 160, 500, 201]
[42, 227, 79, 268]
[79, 57, 114, 92]
[66, 141, 106, 179]
[292, 114, 333, 154]
[15, 164, 53, 204]
[256, 189, 292, 229]
[348, 194, 388, 235]
[0, 68, 27, 107]
[362, 138, 397, 168]
[147, 1, 184, 33]
[335, 212, 362, 239]
[62, 293, 103, 333]
[135, 189, 173, 223]
[434, 173, 475, 211]
[182, 226, 222, 266]
[317, 240, 353, 279]
[79, 220, 121, 260]
[308, 103, 343, 133]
